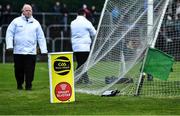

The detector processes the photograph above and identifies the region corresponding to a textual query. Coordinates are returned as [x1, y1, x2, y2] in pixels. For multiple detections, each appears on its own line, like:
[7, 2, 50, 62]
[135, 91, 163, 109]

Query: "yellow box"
[48, 52, 75, 103]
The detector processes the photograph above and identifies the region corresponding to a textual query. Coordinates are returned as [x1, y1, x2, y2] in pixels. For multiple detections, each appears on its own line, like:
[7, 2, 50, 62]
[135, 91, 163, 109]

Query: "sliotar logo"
[54, 56, 71, 75]
[55, 82, 72, 101]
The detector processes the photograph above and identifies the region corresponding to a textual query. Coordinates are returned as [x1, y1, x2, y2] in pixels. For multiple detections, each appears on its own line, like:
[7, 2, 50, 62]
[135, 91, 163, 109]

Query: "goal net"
[138, 2, 180, 97]
[74, 0, 174, 96]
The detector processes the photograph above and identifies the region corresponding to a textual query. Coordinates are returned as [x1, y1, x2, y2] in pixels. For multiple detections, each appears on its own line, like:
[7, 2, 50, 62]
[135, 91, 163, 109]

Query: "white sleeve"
[37, 23, 48, 54]
[88, 22, 96, 37]
[5, 21, 15, 49]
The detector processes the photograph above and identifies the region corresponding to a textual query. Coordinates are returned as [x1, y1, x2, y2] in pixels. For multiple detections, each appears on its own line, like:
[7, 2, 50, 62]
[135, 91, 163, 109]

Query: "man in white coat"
[5, 4, 48, 90]
[70, 9, 96, 84]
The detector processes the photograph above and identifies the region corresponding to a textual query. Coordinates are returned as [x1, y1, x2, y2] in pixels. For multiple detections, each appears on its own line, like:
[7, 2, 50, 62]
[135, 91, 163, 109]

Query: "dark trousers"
[13, 54, 36, 89]
[74, 52, 89, 83]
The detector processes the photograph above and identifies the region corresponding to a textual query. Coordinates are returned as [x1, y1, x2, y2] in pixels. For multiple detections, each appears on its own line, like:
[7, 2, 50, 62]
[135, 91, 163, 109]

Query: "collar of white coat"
[76, 15, 86, 19]
[21, 14, 34, 23]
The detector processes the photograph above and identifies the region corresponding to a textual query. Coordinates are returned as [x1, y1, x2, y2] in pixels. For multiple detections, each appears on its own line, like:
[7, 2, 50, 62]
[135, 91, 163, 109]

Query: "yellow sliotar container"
[48, 52, 75, 103]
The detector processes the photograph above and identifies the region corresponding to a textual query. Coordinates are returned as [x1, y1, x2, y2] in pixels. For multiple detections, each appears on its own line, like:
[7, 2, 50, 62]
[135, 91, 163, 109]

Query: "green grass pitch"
[0, 62, 180, 115]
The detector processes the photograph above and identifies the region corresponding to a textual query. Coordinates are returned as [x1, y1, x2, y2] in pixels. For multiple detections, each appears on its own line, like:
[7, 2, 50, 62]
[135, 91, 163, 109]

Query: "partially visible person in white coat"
[5, 4, 48, 90]
[70, 9, 96, 84]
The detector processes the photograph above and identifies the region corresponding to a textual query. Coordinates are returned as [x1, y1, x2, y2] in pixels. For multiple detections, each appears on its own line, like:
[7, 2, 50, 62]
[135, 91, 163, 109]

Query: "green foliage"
[0, 63, 180, 115]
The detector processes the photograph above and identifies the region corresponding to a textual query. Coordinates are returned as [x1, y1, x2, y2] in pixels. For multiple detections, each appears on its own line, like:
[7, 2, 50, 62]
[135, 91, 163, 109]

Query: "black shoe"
[25, 85, 32, 90]
[25, 84, 32, 90]
[17, 85, 23, 90]
[25, 87, 32, 90]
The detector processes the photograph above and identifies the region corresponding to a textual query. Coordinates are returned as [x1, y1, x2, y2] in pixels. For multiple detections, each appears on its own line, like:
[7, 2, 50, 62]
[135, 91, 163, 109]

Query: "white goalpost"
[74, 0, 180, 97]
[138, 0, 180, 97]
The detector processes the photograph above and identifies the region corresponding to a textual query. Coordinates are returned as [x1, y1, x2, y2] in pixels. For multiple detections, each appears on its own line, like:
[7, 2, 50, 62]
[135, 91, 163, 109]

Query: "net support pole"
[85, 0, 109, 68]
[147, 0, 154, 42]
[135, 0, 154, 96]
[151, 0, 170, 48]
[75, 0, 109, 79]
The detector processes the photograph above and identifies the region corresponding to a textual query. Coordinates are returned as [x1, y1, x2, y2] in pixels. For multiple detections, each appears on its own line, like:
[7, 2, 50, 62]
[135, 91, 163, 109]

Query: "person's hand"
[36, 47, 41, 54]
[41, 53, 48, 57]
[6, 48, 13, 54]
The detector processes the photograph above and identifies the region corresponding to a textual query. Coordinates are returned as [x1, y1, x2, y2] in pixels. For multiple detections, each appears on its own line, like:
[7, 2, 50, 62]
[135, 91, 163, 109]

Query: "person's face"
[22, 5, 32, 18]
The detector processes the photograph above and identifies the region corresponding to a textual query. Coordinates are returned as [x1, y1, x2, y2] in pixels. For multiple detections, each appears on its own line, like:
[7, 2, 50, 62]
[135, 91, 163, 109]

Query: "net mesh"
[139, 1, 180, 97]
[74, 0, 170, 96]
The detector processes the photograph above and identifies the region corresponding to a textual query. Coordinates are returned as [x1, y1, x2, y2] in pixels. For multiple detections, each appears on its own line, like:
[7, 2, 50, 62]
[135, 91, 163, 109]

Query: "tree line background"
[0, 0, 105, 12]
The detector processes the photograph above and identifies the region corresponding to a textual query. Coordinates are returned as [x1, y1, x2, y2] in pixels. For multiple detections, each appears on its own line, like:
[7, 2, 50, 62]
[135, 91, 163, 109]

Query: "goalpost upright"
[135, 0, 154, 96]
[135, 0, 172, 96]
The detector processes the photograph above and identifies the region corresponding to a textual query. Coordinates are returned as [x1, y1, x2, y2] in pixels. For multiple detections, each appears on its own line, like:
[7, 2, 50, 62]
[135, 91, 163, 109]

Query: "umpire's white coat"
[70, 16, 96, 52]
[5, 15, 47, 54]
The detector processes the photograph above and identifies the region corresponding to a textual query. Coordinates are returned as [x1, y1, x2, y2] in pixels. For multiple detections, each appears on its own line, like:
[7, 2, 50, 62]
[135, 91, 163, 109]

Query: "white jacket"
[6, 15, 47, 54]
[70, 16, 96, 52]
